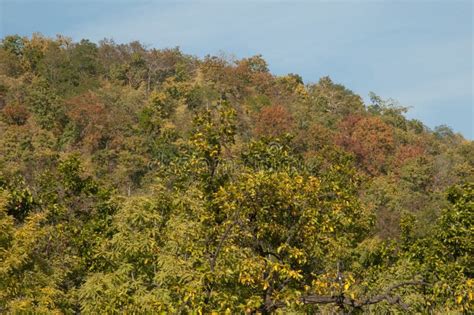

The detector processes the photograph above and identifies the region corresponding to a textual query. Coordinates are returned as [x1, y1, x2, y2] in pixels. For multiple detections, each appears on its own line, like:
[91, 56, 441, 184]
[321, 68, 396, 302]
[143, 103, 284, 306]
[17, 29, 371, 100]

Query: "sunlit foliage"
[0, 34, 472, 313]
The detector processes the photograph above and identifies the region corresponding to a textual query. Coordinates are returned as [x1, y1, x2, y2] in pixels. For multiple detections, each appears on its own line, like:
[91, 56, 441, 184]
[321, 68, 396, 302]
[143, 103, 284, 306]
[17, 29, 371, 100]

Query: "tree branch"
[266, 280, 426, 312]
[209, 209, 240, 272]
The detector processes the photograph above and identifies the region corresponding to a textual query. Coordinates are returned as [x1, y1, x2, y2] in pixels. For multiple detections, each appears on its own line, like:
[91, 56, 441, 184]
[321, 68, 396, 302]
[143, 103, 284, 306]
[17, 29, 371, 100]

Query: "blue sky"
[1, 0, 473, 138]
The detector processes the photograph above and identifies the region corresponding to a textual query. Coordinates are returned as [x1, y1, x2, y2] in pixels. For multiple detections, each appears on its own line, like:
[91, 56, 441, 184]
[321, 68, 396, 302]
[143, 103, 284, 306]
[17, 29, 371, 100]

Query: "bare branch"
[209, 208, 241, 272]
[266, 280, 426, 312]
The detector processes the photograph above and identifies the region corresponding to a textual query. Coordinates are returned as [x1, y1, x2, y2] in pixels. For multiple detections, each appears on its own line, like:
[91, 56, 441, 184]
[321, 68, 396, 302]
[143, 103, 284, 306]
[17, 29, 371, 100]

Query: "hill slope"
[0, 34, 472, 313]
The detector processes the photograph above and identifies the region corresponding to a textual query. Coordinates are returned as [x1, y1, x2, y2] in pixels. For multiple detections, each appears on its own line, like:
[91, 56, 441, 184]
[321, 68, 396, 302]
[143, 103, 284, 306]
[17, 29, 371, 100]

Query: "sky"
[1, 0, 473, 138]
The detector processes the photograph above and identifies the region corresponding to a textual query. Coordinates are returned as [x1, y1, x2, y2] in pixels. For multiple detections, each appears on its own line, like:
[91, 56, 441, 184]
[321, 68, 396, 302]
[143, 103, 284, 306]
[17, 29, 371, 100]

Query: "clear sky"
[1, 0, 473, 138]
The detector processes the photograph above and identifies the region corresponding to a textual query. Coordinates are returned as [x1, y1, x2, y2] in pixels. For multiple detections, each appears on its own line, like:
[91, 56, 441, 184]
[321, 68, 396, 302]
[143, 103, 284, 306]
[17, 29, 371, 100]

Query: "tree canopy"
[0, 34, 472, 314]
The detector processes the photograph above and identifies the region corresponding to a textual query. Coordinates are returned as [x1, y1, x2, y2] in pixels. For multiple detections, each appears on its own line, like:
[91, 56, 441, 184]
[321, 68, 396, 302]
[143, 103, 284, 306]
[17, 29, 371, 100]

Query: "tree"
[64, 92, 110, 152]
[0, 156, 117, 313]
[190, 100, 236, 193]
[308, 76, 365, 119]
[25, 77, 66, 131]
[0, 35, 25, 76]
[254, 105, 294, 138]
[405, 183, 474, 312]
[1, 103, 29, 125]
[336, 115, 395, 175]
[204, 164, 375, 313]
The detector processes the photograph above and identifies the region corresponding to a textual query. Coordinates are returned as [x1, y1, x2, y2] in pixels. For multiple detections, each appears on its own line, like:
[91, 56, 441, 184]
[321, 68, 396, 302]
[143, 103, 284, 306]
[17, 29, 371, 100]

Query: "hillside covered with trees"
[0, 34, 472, 314]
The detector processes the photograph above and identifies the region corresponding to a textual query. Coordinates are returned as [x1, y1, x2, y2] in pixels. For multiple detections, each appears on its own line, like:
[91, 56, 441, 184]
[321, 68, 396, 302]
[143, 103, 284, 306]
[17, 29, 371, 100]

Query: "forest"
[0, 34, 472, 314]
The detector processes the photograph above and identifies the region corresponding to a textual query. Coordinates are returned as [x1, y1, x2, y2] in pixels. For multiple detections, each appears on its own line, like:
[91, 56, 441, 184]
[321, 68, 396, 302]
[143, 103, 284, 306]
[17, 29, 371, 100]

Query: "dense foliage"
[0, 34, 472, 314]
